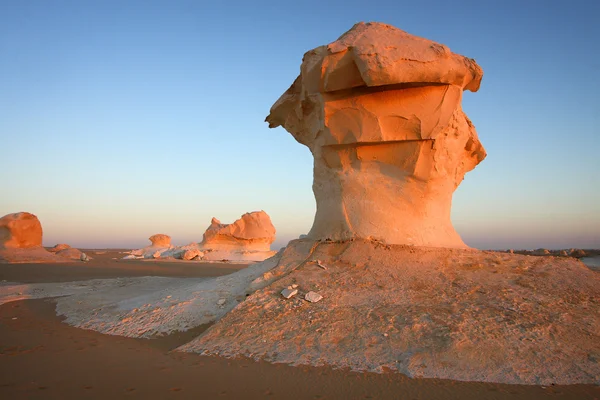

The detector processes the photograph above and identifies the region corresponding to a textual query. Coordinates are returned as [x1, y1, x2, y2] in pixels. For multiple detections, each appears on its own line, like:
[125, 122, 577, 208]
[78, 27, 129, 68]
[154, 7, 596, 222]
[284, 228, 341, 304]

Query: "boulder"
[0, 212, 43, 249]
[56, 247, 84, 260]
[266, 22, 485, 248]
[181, 249, 204, 261]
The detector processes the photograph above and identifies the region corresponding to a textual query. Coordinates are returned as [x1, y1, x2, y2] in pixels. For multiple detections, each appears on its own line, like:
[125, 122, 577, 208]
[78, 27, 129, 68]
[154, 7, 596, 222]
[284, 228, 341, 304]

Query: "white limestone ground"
[0, 242, 314, 337]
[1, 239, 599, 385]
[180, 239, 600, 385]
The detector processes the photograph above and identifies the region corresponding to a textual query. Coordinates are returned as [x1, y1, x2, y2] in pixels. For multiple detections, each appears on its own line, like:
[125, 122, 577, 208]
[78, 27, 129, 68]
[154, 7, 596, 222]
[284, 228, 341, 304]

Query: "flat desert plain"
[1, 250, 599, 399]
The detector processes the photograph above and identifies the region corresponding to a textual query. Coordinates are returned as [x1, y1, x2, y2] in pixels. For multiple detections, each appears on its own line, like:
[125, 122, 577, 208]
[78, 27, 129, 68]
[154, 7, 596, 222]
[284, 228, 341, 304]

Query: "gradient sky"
[1, 0, 598, 250]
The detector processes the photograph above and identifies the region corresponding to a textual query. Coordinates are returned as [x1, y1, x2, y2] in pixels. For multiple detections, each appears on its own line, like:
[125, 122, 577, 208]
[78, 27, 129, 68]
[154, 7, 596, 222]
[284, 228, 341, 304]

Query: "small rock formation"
[0, 212, 43, 249]
[533, 248, 550, 256]
[181, 249, 203, 261]
[123, 212, 276, 262]
[570, 248, 586, 258]
[149, 234, 171, 247]
[266, 22, 485, 248]
[48, 243, 70, 253]
[56, 247, 85, 260]
[128, 233, 175, 259]
[199, 211, 277, 261]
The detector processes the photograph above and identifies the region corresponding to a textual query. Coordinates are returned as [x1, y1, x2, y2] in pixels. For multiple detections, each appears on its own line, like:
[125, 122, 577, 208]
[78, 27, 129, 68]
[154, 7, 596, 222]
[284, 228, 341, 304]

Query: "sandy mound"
[179, 239, 600, 385]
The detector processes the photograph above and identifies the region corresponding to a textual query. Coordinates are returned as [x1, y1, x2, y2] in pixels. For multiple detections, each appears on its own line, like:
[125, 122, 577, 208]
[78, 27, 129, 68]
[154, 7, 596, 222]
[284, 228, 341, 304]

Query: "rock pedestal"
[266, 22, 486, 248]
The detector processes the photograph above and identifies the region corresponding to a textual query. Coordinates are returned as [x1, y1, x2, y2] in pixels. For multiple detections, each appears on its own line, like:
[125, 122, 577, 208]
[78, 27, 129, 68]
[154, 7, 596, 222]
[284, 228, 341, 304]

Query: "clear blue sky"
[1, 0, 598, 250]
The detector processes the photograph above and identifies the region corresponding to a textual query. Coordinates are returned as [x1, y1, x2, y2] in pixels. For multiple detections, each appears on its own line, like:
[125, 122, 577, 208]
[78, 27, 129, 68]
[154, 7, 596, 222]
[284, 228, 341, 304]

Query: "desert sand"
[1, 255, 598, 399]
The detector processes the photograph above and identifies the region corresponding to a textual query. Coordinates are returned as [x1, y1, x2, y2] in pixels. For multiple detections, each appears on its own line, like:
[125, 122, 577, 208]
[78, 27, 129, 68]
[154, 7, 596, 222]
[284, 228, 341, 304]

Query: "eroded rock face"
[266, 22, 486, 248]
[149, 234, 171, 247]
[201, 211, 276, 252]
[0, 212, 43, 249]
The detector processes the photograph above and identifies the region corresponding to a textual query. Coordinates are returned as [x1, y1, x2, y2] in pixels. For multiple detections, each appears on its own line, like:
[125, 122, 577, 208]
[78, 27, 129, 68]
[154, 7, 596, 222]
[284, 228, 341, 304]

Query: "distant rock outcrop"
[0, 212, 43, 249]
[56, 247, 85, 260]
[199, 211, 277, 261]
[149, 234, 171, 247]
[128, 233, 175, 259]
[202, 211, 275, 250]
[0, 212, 82, 263]
[48, 243, 71, 253]
[123, 212, 277, 262]
[570, 248, 586, 258]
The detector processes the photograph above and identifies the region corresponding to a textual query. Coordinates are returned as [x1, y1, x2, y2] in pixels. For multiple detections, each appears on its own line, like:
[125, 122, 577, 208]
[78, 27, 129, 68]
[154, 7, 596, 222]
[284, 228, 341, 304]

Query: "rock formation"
[149, 234, 171, 247]
[56, 247, 85, 260]
[3, 23, 598, 386]
[0, 212, 43, 249]
[199, 211, 277, 261]
[48, 243, 70, 253]
[201, 211, 275, 251]
[128, 233, 174, 259]
[123, 212, 277, 262]
[0, 212, 82, 263]
[181, 249, 203, 261]
[266, 22, 486, 248]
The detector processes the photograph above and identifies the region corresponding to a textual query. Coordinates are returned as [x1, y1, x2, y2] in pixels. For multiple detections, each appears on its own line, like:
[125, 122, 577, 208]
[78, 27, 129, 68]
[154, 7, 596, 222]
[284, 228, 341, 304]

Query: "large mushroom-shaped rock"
[0, 212, 43, 249]
[266, 22, 486, 248]
[149, 234, 171, 248]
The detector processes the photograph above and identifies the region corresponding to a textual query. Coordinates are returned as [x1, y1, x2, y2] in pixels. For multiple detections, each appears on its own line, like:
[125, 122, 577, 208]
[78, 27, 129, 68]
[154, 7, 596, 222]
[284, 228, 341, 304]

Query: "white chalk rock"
[305, 291, 323, 303]
[281, 288, 298, 299]
[182, 249, 204, 261]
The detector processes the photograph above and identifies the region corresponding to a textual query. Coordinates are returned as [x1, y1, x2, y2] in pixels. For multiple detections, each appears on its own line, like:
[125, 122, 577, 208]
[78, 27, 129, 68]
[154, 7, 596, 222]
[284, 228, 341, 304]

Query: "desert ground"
[1, 250, 599, 400]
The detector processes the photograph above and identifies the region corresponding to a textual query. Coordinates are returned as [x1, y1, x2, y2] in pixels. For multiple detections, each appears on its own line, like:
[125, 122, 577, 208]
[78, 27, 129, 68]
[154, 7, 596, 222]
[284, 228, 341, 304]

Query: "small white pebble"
[281, 288, 298, 299]
[305, 291, 323, 303]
